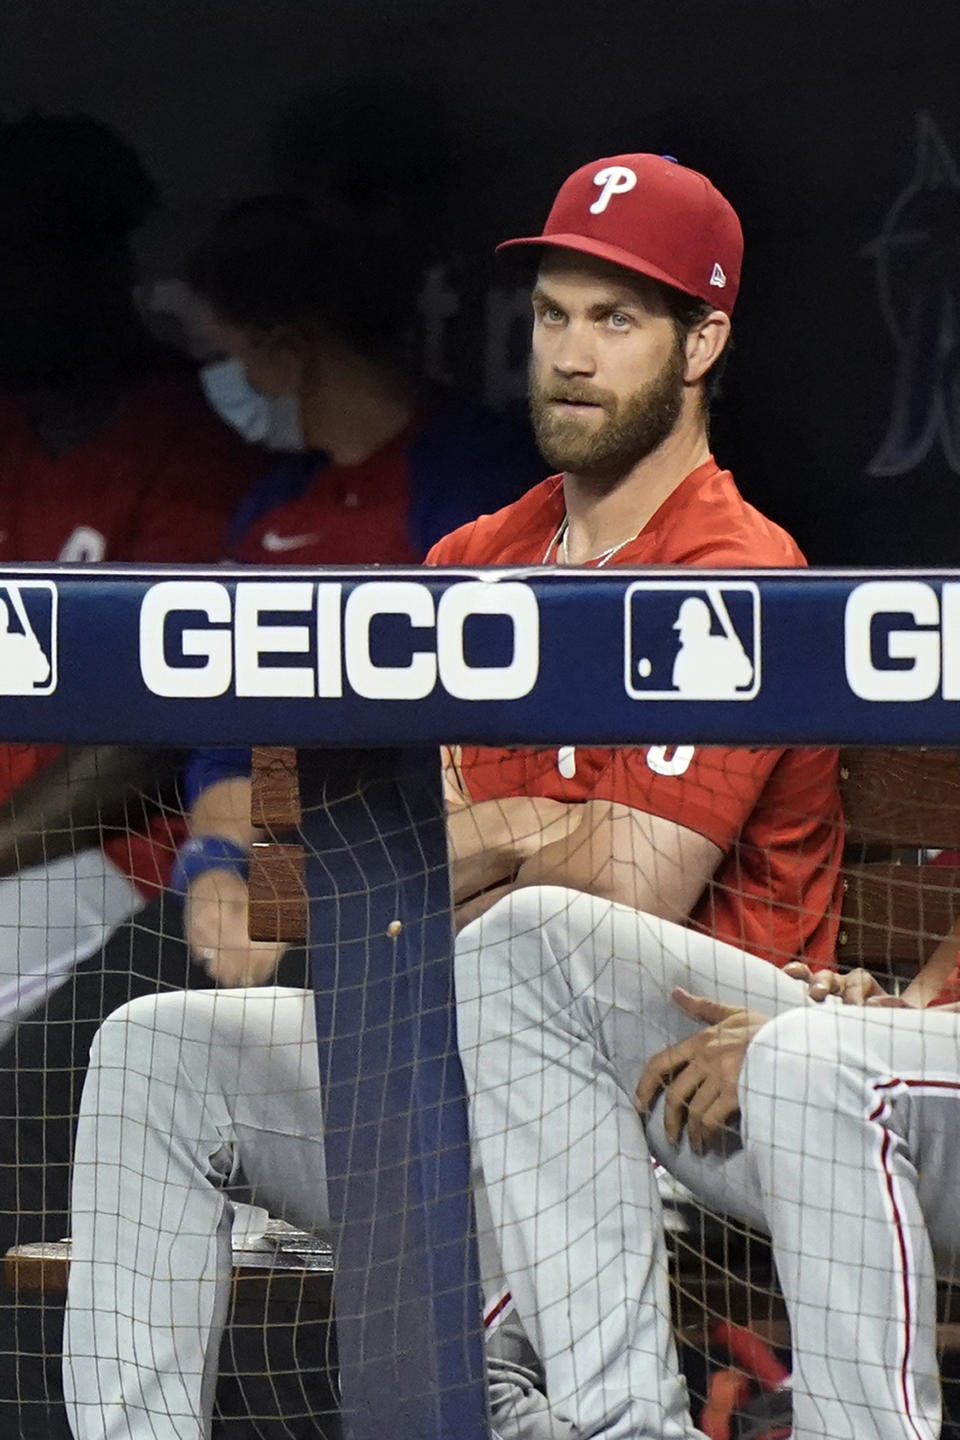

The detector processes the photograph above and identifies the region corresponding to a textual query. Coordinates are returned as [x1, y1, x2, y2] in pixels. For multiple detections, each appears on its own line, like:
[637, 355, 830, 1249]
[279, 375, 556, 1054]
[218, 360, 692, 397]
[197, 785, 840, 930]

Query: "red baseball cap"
[497, 153, 743, 315]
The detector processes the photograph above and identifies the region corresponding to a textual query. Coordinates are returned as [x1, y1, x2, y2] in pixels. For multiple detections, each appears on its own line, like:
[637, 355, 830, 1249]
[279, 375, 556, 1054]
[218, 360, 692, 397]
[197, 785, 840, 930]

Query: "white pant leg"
[0, 848, 144, 1044]
[455, 886, 814, 1440]
[741, 1004, 960, 1440]
[63, 986, 327, 1440]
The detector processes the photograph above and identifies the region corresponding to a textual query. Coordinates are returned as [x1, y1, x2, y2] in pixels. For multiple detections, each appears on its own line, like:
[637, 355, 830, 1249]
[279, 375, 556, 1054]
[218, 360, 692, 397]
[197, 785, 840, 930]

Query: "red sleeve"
[587, 744, 784, 851]
[425, 528, 472, 566]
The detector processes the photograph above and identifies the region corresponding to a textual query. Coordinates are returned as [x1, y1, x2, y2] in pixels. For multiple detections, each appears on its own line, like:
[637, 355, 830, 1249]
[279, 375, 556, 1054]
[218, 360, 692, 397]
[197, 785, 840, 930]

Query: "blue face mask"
[200, 358, 305, 451]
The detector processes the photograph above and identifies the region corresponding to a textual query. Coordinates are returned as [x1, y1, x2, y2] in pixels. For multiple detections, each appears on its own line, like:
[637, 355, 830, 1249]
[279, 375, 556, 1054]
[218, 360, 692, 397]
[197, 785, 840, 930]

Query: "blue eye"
[608, 312, 631, 329]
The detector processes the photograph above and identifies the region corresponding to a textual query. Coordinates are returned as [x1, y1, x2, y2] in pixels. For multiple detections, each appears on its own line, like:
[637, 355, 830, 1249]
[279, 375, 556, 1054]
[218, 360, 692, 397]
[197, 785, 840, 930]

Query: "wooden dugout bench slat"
[838, 746, 960, 975]
[248, 746, 308, 944]
[4, 1228, 333, 1307]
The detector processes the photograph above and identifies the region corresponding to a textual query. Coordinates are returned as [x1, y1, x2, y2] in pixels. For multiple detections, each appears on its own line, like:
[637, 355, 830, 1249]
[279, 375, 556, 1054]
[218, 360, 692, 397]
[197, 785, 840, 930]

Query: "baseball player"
[62, 154, 843, 1440]
[458, 886, 960, 1440]
[733, 991, 960, 1440]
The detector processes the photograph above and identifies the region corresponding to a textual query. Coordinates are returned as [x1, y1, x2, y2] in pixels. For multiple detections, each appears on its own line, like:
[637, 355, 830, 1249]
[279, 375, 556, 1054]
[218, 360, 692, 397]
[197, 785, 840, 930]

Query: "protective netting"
[2, 742, 960, 1440]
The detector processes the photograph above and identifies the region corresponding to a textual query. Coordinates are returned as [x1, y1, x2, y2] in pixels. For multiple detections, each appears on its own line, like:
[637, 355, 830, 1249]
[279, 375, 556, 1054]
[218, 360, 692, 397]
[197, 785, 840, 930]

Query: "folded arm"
[450, 790, 722, 929]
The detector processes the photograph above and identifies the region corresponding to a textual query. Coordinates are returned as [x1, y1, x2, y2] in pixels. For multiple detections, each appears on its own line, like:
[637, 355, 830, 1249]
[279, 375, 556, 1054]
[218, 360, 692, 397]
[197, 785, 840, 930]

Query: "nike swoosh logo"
[261, 530, 321, 552]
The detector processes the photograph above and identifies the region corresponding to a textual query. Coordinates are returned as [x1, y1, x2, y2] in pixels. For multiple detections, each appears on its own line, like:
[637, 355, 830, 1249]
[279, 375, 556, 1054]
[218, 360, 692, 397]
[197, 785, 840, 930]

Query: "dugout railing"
[3, 563, 960, 1440]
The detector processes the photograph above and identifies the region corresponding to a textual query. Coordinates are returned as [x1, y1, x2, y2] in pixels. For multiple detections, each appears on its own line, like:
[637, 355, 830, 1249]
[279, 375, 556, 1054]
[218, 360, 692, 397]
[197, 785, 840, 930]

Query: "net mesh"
[1, 740, 960, 1439]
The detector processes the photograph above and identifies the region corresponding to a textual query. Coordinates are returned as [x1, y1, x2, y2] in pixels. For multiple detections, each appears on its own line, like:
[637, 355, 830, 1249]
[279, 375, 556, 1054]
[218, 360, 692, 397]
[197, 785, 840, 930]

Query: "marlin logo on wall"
[865, 114, 960, 478]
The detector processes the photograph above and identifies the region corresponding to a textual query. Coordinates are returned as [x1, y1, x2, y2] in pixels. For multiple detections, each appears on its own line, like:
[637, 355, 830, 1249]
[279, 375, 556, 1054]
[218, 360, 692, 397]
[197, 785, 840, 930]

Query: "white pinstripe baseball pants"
[455, 886, 959, 1440]
[62, 984, 572, 1440]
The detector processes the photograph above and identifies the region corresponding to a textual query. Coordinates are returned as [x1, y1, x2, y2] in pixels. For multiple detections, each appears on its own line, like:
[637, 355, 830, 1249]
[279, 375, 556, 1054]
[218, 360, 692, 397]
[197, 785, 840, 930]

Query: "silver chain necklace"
[542, 515, 641, 568]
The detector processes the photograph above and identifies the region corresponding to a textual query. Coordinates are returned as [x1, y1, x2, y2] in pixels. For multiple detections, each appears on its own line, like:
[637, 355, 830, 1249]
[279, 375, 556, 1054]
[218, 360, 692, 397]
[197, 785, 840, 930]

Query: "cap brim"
[496, 233, 700, 302]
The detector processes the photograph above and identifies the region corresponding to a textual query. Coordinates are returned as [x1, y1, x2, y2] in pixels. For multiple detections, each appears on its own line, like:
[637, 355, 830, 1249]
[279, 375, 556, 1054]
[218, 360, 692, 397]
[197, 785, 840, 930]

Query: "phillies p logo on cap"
[589, 166, 638, 215]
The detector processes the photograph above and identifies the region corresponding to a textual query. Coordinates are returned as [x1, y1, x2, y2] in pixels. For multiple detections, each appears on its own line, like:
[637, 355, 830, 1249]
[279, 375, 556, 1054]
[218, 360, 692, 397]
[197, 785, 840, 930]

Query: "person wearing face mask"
[177, 199, 542, 973]
[187, 194, 539, 567]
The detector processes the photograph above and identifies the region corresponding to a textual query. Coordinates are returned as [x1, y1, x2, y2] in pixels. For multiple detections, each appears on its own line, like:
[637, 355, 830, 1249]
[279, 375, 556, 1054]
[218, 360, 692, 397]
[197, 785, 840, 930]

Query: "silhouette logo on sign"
[624, 582, 760, 700]
[0, 583, 57, 695]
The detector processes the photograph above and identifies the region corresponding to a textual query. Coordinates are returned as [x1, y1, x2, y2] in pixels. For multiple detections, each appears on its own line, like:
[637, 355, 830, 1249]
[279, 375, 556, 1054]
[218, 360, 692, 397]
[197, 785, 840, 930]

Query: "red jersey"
[428, 459, 843, 969]
[227, 398, 539, 566]
[0, 372, 263, 891]
[0, 373, 259, 564]
[231, 422, 421, 566]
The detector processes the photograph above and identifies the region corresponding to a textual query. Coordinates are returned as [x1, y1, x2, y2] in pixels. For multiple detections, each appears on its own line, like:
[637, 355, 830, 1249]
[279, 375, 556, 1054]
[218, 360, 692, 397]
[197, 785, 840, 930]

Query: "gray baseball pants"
[455, 885, 960, 1440]
[62, 984, 572, 1440]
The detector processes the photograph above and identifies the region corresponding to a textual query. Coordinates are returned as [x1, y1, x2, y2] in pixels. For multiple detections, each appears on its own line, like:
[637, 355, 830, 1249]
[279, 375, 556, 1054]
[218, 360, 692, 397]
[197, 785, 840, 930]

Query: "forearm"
[0, 745, 178, 877]
[189, 776, 259, 849]
[902, 924, 960, 1006]
[513, 803, 721, 920]
[447, 796, 576, 903]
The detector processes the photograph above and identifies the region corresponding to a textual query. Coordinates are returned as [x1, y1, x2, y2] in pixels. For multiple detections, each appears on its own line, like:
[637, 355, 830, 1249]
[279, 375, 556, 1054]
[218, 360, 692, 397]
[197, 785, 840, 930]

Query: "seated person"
[458, 888, 960, 1440]
[0, 111, 262, 1440]
[4, 180, 538, 1437]
[61, 155, 842, 1440]
[0, 111, 261, 1042]
[186, 193, 541, 569]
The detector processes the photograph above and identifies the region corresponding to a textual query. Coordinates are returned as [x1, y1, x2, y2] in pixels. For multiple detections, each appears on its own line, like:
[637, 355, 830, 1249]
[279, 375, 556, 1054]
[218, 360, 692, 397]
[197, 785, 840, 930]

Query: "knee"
[740, 1005, 847, 1129]
[455, 886, 580, 1002]
[88, 991, 195, 1074]
[455, 887, 584, 1057]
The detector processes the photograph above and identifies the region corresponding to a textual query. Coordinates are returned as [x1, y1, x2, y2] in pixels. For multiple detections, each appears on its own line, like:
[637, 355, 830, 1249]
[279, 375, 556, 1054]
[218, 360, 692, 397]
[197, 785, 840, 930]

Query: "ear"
[683, 311, 730, 384]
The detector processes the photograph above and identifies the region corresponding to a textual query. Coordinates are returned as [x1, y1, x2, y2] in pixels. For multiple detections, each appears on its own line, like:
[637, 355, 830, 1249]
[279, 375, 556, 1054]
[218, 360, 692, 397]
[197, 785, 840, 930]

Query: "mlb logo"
[0, 582, 58, 696]
[624, 581, 760, 700]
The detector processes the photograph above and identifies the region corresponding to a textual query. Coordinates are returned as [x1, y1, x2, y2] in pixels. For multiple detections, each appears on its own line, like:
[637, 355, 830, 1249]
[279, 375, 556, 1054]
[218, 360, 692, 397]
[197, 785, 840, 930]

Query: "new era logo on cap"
[710, 262, 727, 288]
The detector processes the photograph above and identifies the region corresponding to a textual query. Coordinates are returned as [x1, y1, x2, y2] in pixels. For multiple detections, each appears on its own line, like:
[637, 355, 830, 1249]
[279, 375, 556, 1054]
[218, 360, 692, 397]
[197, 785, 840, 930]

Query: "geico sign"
[845, 580, 960, 700]
[139, 579, 539, 701]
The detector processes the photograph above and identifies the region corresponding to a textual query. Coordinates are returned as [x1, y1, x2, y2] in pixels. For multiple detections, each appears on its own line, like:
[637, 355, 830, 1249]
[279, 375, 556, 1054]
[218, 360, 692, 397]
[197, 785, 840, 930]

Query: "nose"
[550, 321, 596, 378]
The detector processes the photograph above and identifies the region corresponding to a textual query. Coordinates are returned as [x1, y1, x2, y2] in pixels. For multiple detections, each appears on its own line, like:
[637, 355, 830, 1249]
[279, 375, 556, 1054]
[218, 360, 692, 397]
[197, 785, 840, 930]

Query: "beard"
[528, 344, 686, 488]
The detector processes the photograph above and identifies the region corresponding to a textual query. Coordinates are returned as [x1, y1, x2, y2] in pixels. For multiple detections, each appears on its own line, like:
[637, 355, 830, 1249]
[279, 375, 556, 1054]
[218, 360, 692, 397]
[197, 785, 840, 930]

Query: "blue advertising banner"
[0, 563, 959, 746]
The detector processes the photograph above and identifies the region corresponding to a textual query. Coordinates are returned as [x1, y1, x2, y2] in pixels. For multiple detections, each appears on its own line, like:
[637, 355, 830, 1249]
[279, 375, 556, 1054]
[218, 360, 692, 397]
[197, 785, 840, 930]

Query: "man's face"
[528, 253, 687, 484]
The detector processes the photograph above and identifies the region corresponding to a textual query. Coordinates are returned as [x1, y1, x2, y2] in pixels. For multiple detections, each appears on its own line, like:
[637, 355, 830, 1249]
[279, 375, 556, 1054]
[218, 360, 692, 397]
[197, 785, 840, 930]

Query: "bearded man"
[62, 156, 842, 1440]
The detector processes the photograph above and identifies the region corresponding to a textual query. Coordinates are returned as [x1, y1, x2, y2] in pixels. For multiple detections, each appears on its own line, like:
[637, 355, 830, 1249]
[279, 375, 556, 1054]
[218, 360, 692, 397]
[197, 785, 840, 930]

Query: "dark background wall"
[3, 0, 959, 564]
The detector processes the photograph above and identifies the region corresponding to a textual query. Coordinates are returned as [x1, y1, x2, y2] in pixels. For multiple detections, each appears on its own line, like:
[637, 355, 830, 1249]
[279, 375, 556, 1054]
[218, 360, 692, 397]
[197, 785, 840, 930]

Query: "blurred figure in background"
[189, 192, 539, 569]
[0, 113, 262, 1440]
[178, 192, 540, 993]
[1, 163, 538, 1436]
